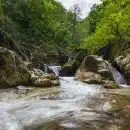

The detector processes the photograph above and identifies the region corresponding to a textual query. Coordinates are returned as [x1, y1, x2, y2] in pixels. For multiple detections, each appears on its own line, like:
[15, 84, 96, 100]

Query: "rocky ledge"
[75, 55, 118, 89]
[115, 55, 130, 85]
[0, 47, 31, 88]
[0, 47, 60, 88]
[30, 68, 60, 87]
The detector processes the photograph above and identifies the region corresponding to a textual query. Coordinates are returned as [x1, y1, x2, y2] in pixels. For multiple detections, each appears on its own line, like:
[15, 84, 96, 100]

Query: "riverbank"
[0, 77, 130, 130]
[0, 47, 129, 130]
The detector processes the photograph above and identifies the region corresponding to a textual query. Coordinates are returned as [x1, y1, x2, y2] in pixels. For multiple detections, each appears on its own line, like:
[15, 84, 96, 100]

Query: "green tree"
[81, 0, 130, 57]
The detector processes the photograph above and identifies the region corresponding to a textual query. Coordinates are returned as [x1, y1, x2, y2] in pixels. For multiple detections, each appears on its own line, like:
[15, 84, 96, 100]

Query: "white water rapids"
[0, 66, 129, 130]
[0, 77, 105, 130]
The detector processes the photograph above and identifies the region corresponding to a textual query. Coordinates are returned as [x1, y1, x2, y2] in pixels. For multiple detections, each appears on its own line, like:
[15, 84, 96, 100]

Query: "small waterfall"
[48, 66, 61, 76]
[111, 67, 126, 85]
[44, 64, 48, 73]
[103, 60, 129, 87]
[44, 64, 61, 76]
[108, 63, 128, 87]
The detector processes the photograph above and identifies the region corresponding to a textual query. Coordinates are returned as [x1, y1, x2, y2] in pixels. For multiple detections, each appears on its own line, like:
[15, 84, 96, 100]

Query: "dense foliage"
[81, 0, 130, 57]
[0, 0, 129, 62]
[0, 0, 79, 61]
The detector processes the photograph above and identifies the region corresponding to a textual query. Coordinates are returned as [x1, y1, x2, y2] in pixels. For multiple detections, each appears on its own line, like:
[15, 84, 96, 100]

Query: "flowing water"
[0, 77, 130, 130]
[109, 65, 129, 88]
[48, 66, 61, 76]
[44, 65, 61, 76]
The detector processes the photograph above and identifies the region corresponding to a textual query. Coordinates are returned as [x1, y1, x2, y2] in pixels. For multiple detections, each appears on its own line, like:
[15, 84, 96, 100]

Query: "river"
[0, 77, 130, 130]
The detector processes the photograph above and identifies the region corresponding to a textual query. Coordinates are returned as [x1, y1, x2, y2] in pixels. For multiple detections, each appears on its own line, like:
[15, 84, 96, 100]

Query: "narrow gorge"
[0, 0, 130, 130]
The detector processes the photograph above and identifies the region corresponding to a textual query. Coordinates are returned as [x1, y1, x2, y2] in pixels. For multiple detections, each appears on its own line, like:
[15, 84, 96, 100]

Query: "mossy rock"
[0, 47, 30, 88]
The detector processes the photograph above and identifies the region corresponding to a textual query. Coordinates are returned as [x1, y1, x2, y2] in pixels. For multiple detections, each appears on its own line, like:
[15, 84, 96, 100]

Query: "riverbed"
[0, 77, 130, 130]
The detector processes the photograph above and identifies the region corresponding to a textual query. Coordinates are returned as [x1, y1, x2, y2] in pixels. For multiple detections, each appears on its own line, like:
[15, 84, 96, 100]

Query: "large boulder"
[76, 55, 118, 88]
[0, 47, 31, 88]
[60, 65, 74, 76]
[30, 68, 60, 87]
[115, 55, 130, 84]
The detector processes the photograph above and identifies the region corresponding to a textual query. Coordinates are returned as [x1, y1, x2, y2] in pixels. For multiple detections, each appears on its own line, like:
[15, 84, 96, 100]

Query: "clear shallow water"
[0, 77, 130, 130]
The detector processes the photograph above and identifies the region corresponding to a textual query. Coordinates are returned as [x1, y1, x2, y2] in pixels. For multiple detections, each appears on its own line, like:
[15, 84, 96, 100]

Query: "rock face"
[115, 55, 130, 85]
[76, 55, 118, 88]
[72, 51, 88, 72]
[60, 51, 87, 76]
[60, 66, 74, 76]
[0, 47, 31, 88]
[0, 47, 60, 88]
[30, 68, 60, 87]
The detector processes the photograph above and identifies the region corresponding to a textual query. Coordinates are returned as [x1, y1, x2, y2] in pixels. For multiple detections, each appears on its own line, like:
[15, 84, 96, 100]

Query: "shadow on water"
[0, 77, 130, 130]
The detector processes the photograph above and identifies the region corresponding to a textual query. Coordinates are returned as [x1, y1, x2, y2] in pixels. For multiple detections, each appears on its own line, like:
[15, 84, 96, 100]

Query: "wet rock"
[60, 51, 87, 76]
[43, 73, 58, 80]
[76, 55, 117, 88]
[60, 65, 74, 76]
[76, 72, 103, 84]
[33, 79, 52, 87]
[30, 69, 58, 80]
[32, 68, 45, 77]
[30, 68, 60, 87]
[31, 73, 39, 82]
[103, 80, 119, 89]
[51, 80, 60, 86]
[115, 55, 130, 84]
[0, 47, 30, 88]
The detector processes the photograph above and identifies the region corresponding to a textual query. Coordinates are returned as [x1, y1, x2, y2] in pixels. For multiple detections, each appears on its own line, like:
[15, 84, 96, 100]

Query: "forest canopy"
[0, 0, 78, 60]
[0, 0, 129, 61]
[81, 0, 130, 57]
